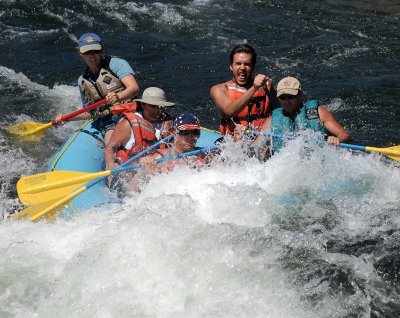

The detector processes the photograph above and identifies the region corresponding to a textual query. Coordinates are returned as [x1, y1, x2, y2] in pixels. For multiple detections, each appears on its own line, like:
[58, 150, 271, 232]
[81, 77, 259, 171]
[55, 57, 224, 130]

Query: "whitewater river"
[0, 1, 399, 317]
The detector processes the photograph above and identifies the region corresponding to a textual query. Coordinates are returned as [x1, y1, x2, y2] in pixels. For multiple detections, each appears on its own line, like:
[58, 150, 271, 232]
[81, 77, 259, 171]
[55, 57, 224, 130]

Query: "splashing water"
[1, 138, 399, 317]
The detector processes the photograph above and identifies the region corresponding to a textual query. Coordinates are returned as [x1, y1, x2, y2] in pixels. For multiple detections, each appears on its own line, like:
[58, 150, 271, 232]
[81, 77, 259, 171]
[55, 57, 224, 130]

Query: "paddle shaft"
[111, 146, 216, 174]
[1, 98, 108, 141]
[120, 134, 173, 167]
[249, 130, 400, 157]
[50, 98, 107, 126]
[69, 134, 175, 190]
[86, 146, 217, 188]
[340, 143, 400, 156]
[29, 146, 216, 222]
[14, 134, 174, 220]
[18, 134, 175, 196]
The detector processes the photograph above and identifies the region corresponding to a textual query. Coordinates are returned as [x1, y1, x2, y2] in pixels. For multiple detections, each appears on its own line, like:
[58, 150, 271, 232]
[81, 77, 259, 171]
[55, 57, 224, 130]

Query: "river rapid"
[0, 1, 399, 317]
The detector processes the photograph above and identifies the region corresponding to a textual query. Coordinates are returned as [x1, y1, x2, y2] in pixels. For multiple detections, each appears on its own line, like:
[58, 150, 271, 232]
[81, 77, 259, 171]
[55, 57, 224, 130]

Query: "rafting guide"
[55, 32, 140, 145]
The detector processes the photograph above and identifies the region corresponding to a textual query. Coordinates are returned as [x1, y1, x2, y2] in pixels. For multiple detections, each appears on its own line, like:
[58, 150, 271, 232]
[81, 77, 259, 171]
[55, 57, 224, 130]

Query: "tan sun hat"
[276, 77, 301, 97]
[133, 87, 175, 107]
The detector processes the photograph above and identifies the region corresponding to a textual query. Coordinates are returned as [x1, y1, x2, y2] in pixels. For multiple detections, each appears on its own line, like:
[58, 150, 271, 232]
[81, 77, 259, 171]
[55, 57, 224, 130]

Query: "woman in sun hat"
[104, 87, 175, 171]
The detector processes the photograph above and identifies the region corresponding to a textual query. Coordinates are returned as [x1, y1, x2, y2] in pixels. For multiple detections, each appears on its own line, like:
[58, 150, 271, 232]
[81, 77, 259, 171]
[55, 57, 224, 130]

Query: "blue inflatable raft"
[44, 120, 222, 219]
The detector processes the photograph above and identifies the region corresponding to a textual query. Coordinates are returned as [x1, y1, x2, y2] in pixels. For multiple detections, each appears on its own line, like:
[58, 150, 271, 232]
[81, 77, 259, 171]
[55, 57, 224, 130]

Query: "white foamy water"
[0, 66, 79, 103]
[0, 0, 399, 315]
[0, 65, 84, 135]
[1, 140, 399, 317]
[0, 67, 90, 216]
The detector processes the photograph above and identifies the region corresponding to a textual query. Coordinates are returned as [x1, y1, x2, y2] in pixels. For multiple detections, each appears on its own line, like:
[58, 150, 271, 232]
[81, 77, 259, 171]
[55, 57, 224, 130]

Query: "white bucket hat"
[133, 87, 175, 107]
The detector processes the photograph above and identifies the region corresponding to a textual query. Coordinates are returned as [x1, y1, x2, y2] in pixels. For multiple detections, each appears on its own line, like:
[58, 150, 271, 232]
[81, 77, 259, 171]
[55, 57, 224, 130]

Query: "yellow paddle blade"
[9, 202, 59, 221]
[15, 170, 110, 222]
[18, 178, 87, 206]
[11, 185, 88, 222]
[8, 208, 31, 221]
[17, 170, 109, 200]
[388, 154, 400, 161]
[31, 186, 88, 222]
[1, 121, 53, 142]
[366, 145, 400, 162]
[9, 202, 65, 222]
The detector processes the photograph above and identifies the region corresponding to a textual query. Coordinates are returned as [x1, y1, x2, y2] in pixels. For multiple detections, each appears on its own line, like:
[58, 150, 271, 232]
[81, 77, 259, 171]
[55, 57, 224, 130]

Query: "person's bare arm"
[104, 119, 131, 170]
[106, 74, 139, 104]
[55, 111, 92, 124]
[139, 152, 163, 174]
[318, 106, 352, 144]
[210, 74, 270, 116]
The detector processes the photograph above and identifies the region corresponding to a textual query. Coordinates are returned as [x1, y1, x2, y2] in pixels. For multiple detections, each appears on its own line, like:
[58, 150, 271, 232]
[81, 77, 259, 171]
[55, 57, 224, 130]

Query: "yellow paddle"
[10, 146, 216, 222]
[1, 99, 107, 142]
[17, 170, 92, 205]
[15, 134, 173, 207]
[340, 143, 400, 162]
[249, 130, 400, 162]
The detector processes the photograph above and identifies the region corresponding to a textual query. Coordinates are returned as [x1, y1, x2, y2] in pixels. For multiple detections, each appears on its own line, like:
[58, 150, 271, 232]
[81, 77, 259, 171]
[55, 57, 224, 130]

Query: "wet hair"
[229, 44, 257, 67]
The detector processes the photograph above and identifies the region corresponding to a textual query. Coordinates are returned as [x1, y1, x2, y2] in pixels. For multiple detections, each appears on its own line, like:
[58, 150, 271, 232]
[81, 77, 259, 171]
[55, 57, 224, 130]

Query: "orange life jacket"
[219, 80, 272, 135]
[110, 102, 138, 115]
[117, 112, 173, 163]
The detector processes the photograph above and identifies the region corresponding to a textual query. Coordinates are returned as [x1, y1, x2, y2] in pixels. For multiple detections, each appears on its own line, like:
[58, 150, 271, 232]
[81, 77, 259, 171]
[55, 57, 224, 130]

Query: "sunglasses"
[177, 130, 200, 136]
[278, 94, 298, 100]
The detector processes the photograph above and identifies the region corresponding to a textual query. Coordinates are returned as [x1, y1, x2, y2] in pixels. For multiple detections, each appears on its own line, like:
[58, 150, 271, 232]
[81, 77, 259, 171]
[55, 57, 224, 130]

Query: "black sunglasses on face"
[177, 130, 200, 136]
[278, 94, 298, 100]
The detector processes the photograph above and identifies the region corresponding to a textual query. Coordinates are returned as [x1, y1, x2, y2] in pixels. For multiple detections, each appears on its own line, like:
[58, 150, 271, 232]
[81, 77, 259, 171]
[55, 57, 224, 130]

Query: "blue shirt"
[78, 57, 136, 107]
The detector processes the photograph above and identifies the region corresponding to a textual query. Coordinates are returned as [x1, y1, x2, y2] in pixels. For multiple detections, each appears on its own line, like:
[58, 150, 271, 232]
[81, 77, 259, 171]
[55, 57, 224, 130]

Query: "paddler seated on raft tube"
[104, 87, 175, 171]
[210, 43, 277, 140]
[237, 76, 352, 160]
[55, 32, 139, 144]
[130, 113, 212, 191]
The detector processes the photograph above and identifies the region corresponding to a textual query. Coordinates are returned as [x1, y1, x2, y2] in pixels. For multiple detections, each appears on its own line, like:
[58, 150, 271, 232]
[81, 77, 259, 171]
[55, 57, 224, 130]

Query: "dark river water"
[0, 1, 399, 317]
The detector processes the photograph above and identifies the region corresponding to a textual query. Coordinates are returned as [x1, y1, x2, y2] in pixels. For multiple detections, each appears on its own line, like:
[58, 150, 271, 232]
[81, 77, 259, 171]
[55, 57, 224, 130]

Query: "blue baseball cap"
[78, 33, 102, 53]
[174, 113, 201, 131]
